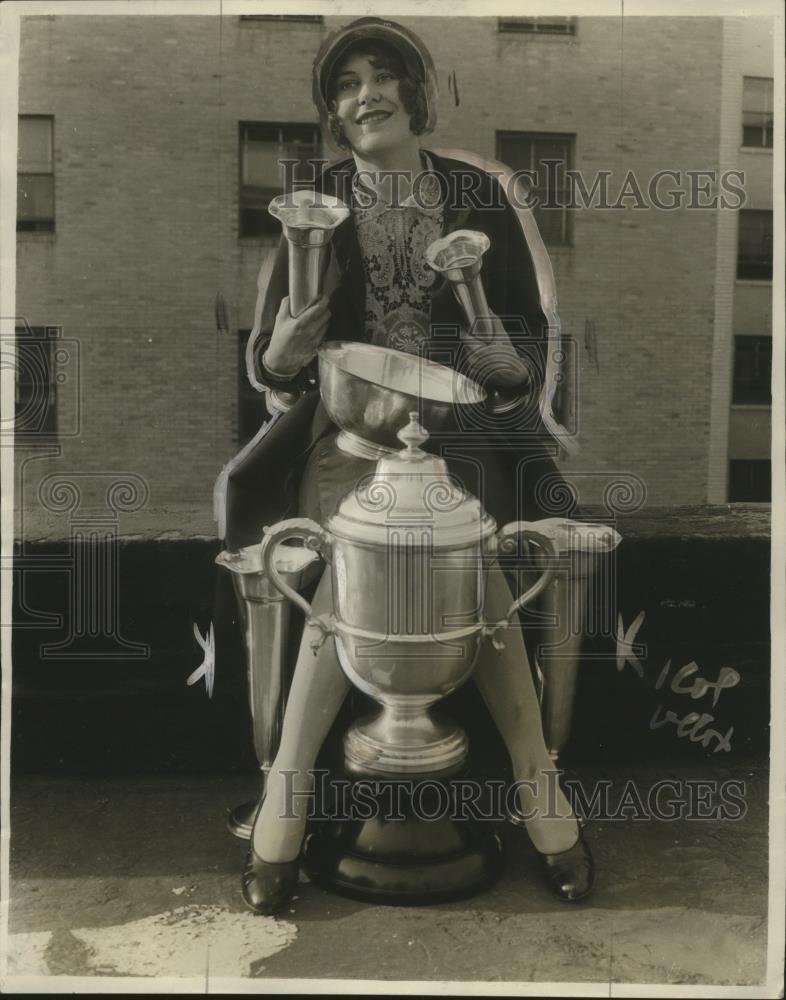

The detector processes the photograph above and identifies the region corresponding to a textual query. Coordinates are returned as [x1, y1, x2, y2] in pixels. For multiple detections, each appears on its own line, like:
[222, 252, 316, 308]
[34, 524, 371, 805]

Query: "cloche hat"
[312, 17, 439, 150]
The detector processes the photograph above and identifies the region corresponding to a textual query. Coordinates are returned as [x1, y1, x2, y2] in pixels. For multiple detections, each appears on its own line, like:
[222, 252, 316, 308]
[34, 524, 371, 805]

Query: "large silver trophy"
[263, 190, 349, 413]
[216, 543, 318, 837]
[268, 190, 349, 317]
[318, 340, 485, 460]
[260, 411, 558, 779]
[424, 229, 494, 340]
[258, 368, 619, 900]
[259, 401, 571, 901]
[425, 228, 525, 414]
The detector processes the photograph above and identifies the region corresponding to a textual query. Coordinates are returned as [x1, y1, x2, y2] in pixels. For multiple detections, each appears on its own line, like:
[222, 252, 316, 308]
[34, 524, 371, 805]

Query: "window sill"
[739, 146, 773, 155]
[17, 231, 56, 243]
[735, 279, 773, 287]
[498, 32, 578, 42]
[730, 403, 771, 411]
[239, 235, 279, 246]
[14, 436, 60, 448]
[239, 15, 323, 24]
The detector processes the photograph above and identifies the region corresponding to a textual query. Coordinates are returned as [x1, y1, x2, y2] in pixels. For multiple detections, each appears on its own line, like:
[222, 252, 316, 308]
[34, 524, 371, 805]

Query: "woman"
[235, 17, 592, 914]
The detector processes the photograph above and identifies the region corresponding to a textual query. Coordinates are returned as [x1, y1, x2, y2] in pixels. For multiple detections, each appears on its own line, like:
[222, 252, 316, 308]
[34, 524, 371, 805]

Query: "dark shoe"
[241, 848, 299, 915]
[536, 827, 595, 902]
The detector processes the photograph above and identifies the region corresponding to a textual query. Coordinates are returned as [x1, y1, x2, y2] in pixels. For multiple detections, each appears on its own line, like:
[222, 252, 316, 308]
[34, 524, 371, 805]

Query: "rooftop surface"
[6, 759, 771, 990]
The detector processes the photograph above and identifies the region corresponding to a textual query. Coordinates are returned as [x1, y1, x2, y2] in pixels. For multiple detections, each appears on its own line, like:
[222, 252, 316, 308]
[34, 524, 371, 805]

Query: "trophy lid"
[329, 413, 496, 548]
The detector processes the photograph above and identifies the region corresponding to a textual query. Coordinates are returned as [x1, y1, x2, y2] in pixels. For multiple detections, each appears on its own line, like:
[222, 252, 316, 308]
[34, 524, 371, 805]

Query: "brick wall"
[15, 14, 736, 534]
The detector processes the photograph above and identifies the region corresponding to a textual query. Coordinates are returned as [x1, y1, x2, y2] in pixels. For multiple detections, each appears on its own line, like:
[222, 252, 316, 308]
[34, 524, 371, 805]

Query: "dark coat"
[224, 151, 564, 551]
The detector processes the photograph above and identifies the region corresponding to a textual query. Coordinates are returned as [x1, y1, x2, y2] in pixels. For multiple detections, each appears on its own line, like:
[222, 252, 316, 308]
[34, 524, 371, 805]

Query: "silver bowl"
[318, 342, 486, 455]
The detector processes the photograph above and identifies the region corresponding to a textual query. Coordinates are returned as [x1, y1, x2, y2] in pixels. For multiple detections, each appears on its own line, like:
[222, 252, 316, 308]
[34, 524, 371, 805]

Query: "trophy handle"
[260, 518, 333, 630]
[493, 523, 557, 624]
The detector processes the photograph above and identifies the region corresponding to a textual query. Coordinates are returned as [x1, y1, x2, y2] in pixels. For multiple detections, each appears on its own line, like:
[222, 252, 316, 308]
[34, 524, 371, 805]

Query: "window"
[14, 325, 58, 437]
[498, 17, 576, 34]
[728, 460, 770, 502]
[496, 131, 574, 245]
[733, 336, 772, 405]
[240, 14, 323, 22]
[239, 122, 321, 238]
[17, 115, 54, 232]
[737, 210, 773, 281]
[238, 330, 269, 444]
[742, 77, 773, 148]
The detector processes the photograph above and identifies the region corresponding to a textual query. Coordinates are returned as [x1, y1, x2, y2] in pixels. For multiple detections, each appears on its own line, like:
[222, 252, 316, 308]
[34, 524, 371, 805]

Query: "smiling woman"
[327, 43, 426, 165]
[227, 16, 593, 917]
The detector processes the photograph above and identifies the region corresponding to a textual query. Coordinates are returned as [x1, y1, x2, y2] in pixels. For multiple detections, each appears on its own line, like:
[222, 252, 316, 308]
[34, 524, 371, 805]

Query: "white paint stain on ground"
[6, 931, 53, 976]
[70, 905, 297, 978]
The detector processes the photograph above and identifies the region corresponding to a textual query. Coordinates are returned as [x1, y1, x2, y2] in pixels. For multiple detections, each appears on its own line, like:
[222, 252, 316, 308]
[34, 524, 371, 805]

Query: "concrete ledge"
[14, 503, 770, 543]
[15, 504, 218, 544]
[597, 504, 770, 540]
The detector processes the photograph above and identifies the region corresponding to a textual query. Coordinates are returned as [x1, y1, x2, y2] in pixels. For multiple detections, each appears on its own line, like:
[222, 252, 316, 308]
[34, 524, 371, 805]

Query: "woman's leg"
[473, 562, 579, 854]
[252, 569, 350, 863]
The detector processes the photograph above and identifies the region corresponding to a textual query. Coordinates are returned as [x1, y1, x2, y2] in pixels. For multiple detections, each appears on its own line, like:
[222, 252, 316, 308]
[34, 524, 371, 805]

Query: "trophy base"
[227, 799, 261, 841]
[344, 710, 468, 776]
[335, 430, 397, 461]
[302, 772, 504, 906]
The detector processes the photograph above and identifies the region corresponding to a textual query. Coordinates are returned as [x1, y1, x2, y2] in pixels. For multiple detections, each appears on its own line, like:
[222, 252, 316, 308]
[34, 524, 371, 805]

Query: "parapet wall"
[10, 505, 770, 775]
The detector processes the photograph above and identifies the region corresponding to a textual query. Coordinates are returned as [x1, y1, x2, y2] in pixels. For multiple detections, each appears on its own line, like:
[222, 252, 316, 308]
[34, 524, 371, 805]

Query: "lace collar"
[352, 152, 443, 221]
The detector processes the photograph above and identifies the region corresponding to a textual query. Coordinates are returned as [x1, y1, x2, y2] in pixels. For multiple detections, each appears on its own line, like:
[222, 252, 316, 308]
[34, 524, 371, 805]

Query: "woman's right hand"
[264, 295, 331, 375]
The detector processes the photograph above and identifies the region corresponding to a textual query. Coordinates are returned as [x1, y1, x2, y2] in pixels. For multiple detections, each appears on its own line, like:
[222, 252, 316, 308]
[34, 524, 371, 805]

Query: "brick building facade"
[13, 13, 774, 535]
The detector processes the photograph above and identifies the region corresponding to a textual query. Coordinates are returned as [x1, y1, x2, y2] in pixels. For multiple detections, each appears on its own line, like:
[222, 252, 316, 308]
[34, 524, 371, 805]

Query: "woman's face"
[332, 51, 414, 158]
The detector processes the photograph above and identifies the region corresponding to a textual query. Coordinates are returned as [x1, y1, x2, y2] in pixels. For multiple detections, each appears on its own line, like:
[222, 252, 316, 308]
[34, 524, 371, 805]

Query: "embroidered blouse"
[352, 158, 444, 355]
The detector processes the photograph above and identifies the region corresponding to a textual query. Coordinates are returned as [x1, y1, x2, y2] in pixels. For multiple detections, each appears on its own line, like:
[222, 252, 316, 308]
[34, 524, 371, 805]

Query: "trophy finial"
[397, 412, 429, 457]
